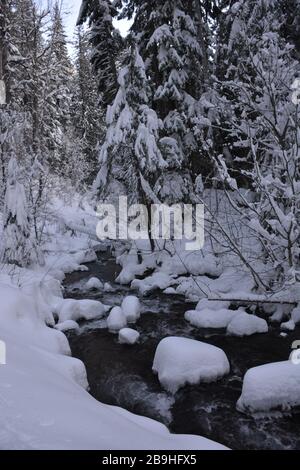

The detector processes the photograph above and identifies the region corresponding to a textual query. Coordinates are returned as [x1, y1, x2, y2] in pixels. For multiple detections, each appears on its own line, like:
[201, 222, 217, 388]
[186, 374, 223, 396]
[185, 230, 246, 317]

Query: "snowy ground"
[0, 195, 227, 450]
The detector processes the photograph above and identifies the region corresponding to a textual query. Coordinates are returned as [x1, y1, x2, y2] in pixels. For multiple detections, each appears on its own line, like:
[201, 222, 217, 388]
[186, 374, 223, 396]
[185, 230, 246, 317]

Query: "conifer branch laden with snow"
[1, 158, 38, 267]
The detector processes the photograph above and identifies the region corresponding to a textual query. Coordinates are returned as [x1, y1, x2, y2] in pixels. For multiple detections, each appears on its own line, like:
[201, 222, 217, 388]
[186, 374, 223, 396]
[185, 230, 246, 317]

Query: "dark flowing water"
[65, 250, 300, 450]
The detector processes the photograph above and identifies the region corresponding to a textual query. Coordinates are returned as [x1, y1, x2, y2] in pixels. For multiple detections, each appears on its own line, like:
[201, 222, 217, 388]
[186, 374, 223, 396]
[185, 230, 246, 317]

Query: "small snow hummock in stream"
[121, 295, 141, 323]
[237, 361, 300, 413]
[54, 320, 79, 332]
[107, 296, 141, 333]
[107, 306, 127, 332]
[227, 312, 268, 336]
[118, 328, 140, 344]
[153, 336, 230, 394]
[54, 298, 110, 325]
[185, 307, 239, 329]
[185, 299, 269, 337]
[85, 277, 103, 290]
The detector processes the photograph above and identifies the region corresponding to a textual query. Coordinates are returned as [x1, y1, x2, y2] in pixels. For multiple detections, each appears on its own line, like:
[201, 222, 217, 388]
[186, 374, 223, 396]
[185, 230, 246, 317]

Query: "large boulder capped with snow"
[237, 361, 300, 413]
[121, 295, 141, 323]
[107, 306, 127, 332]
[153, 337, 230, 394]
[227, 312, 268, 336]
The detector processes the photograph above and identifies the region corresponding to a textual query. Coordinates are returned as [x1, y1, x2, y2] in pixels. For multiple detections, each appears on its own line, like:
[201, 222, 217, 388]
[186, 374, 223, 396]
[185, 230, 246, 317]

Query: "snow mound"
[54, 320, 79, 332]
[107, 306, 127, 332]
[104, 282, 114, 292]
[121, 295, 141, 323]
[185, 308, 238, 329]
[291, 305, 300, 324]
[237, 361, 300, 413]
[280, 320, 295, 331]
[153, 337, 230, 393]
[196, 298, 231, 311]
[131, 272, 175, 295]
[227, 312, 268, 336]
[55, 298, 110, 323]
[85, 277, 103, 290]
[119, 328, 140, 345]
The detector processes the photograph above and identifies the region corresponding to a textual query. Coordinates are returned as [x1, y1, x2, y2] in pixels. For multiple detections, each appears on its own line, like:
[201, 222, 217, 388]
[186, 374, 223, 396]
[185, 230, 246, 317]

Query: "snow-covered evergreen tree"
[95, 44, 166, 204]
[125, 0, 209, 201]
[45, 1, 72, 172]
[77, 0, 122, 107]
[1, 157, 37, 267]
[71, 26, 104, 182]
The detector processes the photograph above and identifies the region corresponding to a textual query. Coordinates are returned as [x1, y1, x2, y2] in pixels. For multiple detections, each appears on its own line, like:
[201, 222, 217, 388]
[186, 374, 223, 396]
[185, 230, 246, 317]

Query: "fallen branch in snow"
[208, 296, 297, 306]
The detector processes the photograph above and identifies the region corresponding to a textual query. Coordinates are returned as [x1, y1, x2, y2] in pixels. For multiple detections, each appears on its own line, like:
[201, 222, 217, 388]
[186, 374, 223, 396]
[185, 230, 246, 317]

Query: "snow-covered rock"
[85, 277, 103, 290]
[104, 282, 114, 292]
[121, 295, 141, 323]
[54, 320, 79, 332]
[291, 305, 300, 325]
[132, 272, 175, 296]
[153, 337, 230, 393]
[55, 298, 110, 323]
[237, 361, 300, 413]
[227, 312, 268, 336]
[107, 306, 127, 332]
[280, 320, 295, 331]
[185, 308, 238, 329]
[163, 287, 178, 295]
[118, 328, 140, 345]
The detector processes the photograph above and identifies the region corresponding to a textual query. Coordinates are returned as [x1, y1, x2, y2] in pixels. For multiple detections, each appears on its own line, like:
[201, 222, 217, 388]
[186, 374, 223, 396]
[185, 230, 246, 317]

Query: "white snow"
[0, 284, 226, 449]
[85, 277, 103, 290]
[153, 337, 230, 393]
[118, 328, 140, 345]
[291, 305, 300, 324]
[107, 306, 127, 332]
[280, 320, 296, 331]
[121, 295, 141, 323]
[196, 298, 231, 311]
[54, 298, 110, 323]
[185, 307, 239, 329]
[104, 282, 114, 292]
[237, 361, 300, 413]
[227, 312, 268, 336]
[0, 193, 228, 450]
[54, 320, 79, 331]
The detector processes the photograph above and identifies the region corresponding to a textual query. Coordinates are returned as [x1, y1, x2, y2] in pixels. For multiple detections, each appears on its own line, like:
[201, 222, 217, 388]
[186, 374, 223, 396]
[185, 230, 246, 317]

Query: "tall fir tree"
[45, 1, 72, 172]
[77, 0, 122, 107]
[71, 26, 104, 183]
[95, 44, 166, 204]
